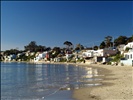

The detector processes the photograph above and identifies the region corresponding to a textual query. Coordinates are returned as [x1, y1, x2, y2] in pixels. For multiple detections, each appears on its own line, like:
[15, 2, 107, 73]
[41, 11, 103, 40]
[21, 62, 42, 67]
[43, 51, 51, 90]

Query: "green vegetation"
[63, 41, 73, 50]
[76, 58, 84, 62]
[75, 43, 84, 51]
[60, 58, 67, 62]
[104, 36, 113, 48]
[1, 35, 132, 62]
[111, 53, 123, 63]
[24, 41, 51, 52]
[125, 47, 130, 52]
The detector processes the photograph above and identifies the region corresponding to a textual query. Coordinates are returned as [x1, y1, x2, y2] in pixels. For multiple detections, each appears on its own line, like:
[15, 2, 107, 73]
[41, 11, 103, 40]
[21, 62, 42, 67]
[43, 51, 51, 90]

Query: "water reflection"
[1, 62, 103, 100]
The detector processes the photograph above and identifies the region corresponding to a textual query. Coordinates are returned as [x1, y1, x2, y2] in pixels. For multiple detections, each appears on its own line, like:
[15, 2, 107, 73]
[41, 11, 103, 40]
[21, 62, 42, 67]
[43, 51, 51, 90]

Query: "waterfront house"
[25, 51, 30, 56]
[65, 50, 73, 61]
[120, 49, 133, 66]
[82, 50, 94, 58]
[82, 48, 117, 63]
[82, 48, 117, 58]
[4, 54, 17, 61]
[54, 57, 62, 62]
[17, 52, 25, 58]
[124, 42, 133, 50]
[30, 52, 35, 56]
[34, 51, 48, 62]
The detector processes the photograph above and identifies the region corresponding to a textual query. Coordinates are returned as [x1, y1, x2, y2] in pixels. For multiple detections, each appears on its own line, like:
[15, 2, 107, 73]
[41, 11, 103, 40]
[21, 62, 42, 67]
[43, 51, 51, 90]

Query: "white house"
[3, 54, 17, 61]
[65, 50, 73, 61]
[120, 49, 133, 66]
[82, 50, 94, 58]
[82, 48, 117, 64]
[124, 42, 133, 50]
[82, 49, 117, 58]
[17, 52, 25, 58]
[34, 52, 48, 62]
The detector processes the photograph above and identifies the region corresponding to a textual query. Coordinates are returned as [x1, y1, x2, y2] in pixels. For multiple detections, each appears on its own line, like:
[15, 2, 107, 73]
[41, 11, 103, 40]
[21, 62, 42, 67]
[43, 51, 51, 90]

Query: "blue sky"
[1, 1, 133, 51]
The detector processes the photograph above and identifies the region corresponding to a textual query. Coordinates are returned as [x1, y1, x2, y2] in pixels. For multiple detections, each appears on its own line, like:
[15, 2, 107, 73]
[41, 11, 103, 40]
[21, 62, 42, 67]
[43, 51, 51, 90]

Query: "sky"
[1, 1, 133, 51]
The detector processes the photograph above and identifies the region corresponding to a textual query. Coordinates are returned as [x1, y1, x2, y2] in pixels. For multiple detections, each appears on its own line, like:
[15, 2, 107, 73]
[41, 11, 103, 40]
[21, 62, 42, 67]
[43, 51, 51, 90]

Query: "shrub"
[112, 54, 123, 62]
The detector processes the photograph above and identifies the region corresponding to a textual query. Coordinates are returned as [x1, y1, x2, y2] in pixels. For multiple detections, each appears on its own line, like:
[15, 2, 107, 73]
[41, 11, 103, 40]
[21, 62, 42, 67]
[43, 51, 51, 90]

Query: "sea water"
[1, 62, 102, 100]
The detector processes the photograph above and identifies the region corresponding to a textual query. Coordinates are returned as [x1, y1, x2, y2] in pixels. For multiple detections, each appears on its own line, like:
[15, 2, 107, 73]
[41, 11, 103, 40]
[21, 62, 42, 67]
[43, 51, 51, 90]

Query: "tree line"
[97, 35, 133, 50]
[2, 35, 133, 56]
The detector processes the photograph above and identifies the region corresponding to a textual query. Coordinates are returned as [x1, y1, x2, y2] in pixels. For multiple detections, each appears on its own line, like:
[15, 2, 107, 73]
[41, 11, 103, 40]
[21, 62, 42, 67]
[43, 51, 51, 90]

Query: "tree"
[24, 41, 37, 52]
[36, 45, 46, 52]
[75, 44, 84, 51]
[99, 41, 106, 49]
[126, 35, 133, 44]
[24, 41, 46, 52]
[45, 47, 51, 51]
[4, 49, 19, 56]
[104, 36, 112, 47]
[51, 47, 61, 58]
[63, 41, 73, 50]
[93, 46, 98, 50]
[114, 36, 127, 46]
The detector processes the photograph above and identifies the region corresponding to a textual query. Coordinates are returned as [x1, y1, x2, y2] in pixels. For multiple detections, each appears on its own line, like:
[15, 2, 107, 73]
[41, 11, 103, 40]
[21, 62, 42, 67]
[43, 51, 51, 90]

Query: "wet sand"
[73, 64, 133, 100]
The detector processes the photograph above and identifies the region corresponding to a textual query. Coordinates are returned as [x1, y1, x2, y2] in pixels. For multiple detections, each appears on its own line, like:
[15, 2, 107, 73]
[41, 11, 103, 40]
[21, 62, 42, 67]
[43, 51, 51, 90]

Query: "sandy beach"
[73, 64, 133, 100]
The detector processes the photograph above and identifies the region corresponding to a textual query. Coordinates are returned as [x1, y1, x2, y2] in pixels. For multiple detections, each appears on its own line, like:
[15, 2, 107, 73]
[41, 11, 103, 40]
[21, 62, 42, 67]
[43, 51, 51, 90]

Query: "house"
[82, 48, 117, 64]
[120, 49, 133, 66]
[34, 51, 48, 62]
[17, 52, 25, 58]
[3, 54, 17, 61]
[74, 50, 83, 60]
[82, 48, 117, 58]
[82, 50, 94, 58]
[65, 50, 73, 61]
[117, 44, 126, 54]
[3, 55, 8, 61]
[54, 57, 62, 62]
[25, 51, 30, 56]
[124, 42, 133, 50]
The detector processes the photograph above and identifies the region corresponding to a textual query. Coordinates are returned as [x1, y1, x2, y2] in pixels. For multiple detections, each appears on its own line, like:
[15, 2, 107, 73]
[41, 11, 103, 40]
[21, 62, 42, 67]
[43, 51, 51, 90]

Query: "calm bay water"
[1, 62, 102, 100]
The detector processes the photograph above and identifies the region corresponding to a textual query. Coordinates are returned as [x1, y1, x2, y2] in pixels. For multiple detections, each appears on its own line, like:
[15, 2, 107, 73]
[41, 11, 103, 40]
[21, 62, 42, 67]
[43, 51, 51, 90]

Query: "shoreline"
[1, 61, 133, 100]
[73, 64, 133, 100]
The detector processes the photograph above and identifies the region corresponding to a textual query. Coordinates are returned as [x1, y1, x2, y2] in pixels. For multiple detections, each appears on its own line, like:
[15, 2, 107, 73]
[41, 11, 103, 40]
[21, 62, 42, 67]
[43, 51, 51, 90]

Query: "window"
[125, 55, 128, 59]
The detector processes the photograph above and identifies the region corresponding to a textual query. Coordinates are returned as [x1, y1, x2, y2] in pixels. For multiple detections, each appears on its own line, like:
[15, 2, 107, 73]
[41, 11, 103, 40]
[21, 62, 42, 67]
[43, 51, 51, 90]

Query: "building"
[82, 48, 117, 58]
[82, 50, 94, 58]
[124, 42, 133, 50]
[3, 54, 17, 61]
[65, 50, 73, 61]
[34, 52, 48, 62]
[120, 49, 133, 66]
[82, 48, 117, 64]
